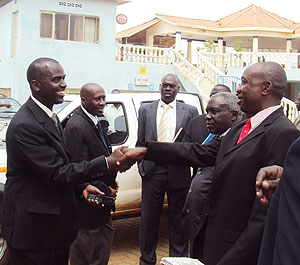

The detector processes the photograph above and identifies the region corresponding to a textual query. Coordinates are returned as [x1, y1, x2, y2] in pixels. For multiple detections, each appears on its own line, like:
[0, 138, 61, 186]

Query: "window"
[40, 12, 100, 43]
[103, 103, 128, 145]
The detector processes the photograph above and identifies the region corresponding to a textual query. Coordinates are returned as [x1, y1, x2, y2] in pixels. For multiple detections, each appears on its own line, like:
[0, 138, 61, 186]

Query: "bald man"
[119, 62, 300, 265]
[65, 83, 117, 265]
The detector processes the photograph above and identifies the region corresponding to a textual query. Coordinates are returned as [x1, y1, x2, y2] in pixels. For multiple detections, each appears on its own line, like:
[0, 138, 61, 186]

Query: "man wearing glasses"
[136, 73, 199, 265]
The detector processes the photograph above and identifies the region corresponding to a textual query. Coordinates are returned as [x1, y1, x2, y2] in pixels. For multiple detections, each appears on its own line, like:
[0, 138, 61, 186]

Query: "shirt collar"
[250, 105, 281, 129]
[31, 95, 54, 118]
[158, 99, 176, 109]
[81, 105, 98, 125]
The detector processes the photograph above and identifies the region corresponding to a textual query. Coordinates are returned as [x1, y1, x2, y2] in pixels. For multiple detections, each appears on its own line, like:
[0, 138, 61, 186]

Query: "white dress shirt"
[156, 99, 177, 142]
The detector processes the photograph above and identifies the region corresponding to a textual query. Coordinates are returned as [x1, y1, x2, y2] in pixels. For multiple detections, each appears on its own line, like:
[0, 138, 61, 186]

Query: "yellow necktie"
[158, 104, 171, 142]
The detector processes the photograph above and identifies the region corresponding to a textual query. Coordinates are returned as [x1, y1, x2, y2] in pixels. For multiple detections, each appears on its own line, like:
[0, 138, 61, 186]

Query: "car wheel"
[0, 236, 10, 265]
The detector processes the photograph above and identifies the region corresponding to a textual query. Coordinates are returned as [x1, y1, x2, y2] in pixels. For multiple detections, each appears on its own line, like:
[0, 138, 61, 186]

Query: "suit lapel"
[176, 101, 185, 133]
[77, 107, 111, 155]
[149, 101, 159, 140]
[223, 108, 283, 156]
[26, 98, 69, 160]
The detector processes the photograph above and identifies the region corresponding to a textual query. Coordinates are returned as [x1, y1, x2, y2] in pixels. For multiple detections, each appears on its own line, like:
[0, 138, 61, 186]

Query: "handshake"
[106, 146, 148, 173]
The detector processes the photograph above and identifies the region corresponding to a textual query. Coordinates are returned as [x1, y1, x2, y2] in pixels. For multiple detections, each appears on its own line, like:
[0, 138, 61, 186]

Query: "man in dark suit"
[182, 84, 231, 176]
[1, 58, 129, 265]
[120, 62, 300, 265]
[255, 139, 300, 265]
[65, 83, 117, 265]
[136, 73, 199, 265]
[182, 91, 242, 259]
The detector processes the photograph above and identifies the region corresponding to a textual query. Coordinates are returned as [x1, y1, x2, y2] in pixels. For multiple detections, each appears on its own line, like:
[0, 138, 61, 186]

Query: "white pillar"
[146, 35, 154, 47]
[286, 38, 292, 52]
[175, 31, 182, 51]
[187, 39, 192, 62]
[252, 36, 258, 53]
[218, 37, 223, 54]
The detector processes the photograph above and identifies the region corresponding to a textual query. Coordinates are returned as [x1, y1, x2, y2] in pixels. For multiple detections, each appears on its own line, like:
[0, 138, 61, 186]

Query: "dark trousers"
[9, 245, 69, 265]
[139, 168, 189, 265]
[69, 217, 114, 265]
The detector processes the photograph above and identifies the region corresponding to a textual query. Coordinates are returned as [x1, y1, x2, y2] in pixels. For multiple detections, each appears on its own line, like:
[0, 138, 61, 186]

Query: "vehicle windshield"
[0, 98, 21, 119]
[0, 98, 21, 114]
[53, 101, 72, 113]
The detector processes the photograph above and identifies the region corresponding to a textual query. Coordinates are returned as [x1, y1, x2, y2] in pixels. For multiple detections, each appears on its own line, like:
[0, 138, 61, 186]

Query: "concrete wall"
[0, 0, 118, 103]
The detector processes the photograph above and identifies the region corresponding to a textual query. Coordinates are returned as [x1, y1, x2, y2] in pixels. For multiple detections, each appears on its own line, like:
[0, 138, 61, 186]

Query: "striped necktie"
[157, 104, 171, 142]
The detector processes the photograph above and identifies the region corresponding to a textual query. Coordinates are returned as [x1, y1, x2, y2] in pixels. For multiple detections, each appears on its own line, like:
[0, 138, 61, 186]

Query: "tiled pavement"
[108, 212, 169, 265]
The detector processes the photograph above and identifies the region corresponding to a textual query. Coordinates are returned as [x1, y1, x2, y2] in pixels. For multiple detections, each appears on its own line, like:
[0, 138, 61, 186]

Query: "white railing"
[199, 52, 300, 70]
[196, 53, 225, 85]
[116, 44, 297, 121]
[117, 44, 173, 64]
[172, 50, 209, 100]
[281, 97, 298, 122]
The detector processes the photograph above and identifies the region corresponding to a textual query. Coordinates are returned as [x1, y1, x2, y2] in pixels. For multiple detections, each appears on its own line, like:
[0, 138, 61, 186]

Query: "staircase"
[116, 44, 298, 121]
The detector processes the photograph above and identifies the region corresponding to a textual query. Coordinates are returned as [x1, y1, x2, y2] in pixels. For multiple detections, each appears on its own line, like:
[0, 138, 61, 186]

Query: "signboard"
[139, 66, 147, 75]
[116, 14, 128, 25]
[135, 78, 150, 86]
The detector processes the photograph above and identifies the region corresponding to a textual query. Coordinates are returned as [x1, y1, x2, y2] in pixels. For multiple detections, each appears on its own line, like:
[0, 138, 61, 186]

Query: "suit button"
[188, 189, 192, 193]
[186, 209, 190, 214]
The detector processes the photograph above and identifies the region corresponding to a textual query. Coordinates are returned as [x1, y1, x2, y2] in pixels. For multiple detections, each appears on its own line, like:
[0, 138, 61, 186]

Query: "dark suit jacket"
[145, 108, 300, 265]
[2, 98, 111, 249]
[64, 107, 117, 229]
[181, 113, 211, 245]
[258, 136, 300, 265]
[136, 100, 199, 189]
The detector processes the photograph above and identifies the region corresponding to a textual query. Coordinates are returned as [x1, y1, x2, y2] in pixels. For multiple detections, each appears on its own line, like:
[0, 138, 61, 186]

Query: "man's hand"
[109, 180, 119, 198]
[83, 184, 105, 207]
[107, 146, 136, 173]
[256, 165, 283, 206]
[116, 147, 148, 170]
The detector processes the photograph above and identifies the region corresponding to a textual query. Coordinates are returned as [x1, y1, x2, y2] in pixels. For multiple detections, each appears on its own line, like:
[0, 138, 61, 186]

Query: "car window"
[0, 98, 21, 113]
[103, 102, 128, 145]
[53, 101, 72, 113]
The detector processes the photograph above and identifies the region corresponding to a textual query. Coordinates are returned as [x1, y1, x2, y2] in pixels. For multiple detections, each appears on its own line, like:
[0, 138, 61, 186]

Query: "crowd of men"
[2, 57, 300, 265]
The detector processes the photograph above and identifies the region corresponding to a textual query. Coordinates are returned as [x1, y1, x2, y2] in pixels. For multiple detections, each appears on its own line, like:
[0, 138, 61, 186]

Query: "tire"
[0, 236, 10, 265]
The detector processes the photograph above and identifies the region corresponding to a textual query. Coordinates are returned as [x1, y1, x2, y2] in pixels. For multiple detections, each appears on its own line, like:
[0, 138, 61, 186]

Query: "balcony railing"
[198, 51, 300, 70]
[116, 44, 298, 121]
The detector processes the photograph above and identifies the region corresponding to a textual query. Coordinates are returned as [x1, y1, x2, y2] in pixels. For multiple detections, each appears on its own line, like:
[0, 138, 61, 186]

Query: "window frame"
[40, 11, 100, 43]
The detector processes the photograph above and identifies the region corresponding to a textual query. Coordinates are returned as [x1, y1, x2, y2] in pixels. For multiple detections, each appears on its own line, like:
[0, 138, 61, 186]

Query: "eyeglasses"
[161, 83, 177, 89]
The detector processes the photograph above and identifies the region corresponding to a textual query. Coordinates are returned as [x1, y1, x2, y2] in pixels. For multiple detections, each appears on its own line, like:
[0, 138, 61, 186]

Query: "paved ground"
[108, 212, 169, 265]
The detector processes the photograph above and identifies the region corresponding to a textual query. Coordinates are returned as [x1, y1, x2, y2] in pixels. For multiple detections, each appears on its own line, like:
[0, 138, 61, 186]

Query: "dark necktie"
[237, 119, 251, 144]
[97, 122, 110, 154]
[51, 113, 60, 132]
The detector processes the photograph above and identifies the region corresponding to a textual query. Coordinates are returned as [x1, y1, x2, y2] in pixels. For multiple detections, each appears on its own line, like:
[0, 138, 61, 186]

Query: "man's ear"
[262, 81, 272, 96]
[31, 80, 41, 92]
[231, 111, 238, 122]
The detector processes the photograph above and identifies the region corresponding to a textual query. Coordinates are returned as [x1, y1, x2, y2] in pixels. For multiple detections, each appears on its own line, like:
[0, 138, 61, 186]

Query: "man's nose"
[60, 80, 67, 88]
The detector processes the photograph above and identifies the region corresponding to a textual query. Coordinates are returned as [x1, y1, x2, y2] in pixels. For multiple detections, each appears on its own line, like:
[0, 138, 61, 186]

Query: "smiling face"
[30, 60, 67, 110]
[81, 84, 106, 117]
[159, 74, 179, 104]
[205, 95, 236, 135]
[236, 65, 264, 115]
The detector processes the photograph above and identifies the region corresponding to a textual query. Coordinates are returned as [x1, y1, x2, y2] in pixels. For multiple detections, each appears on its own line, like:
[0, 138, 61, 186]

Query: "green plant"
[201, 40, 217, 53]
[233, 40, 243, 52]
